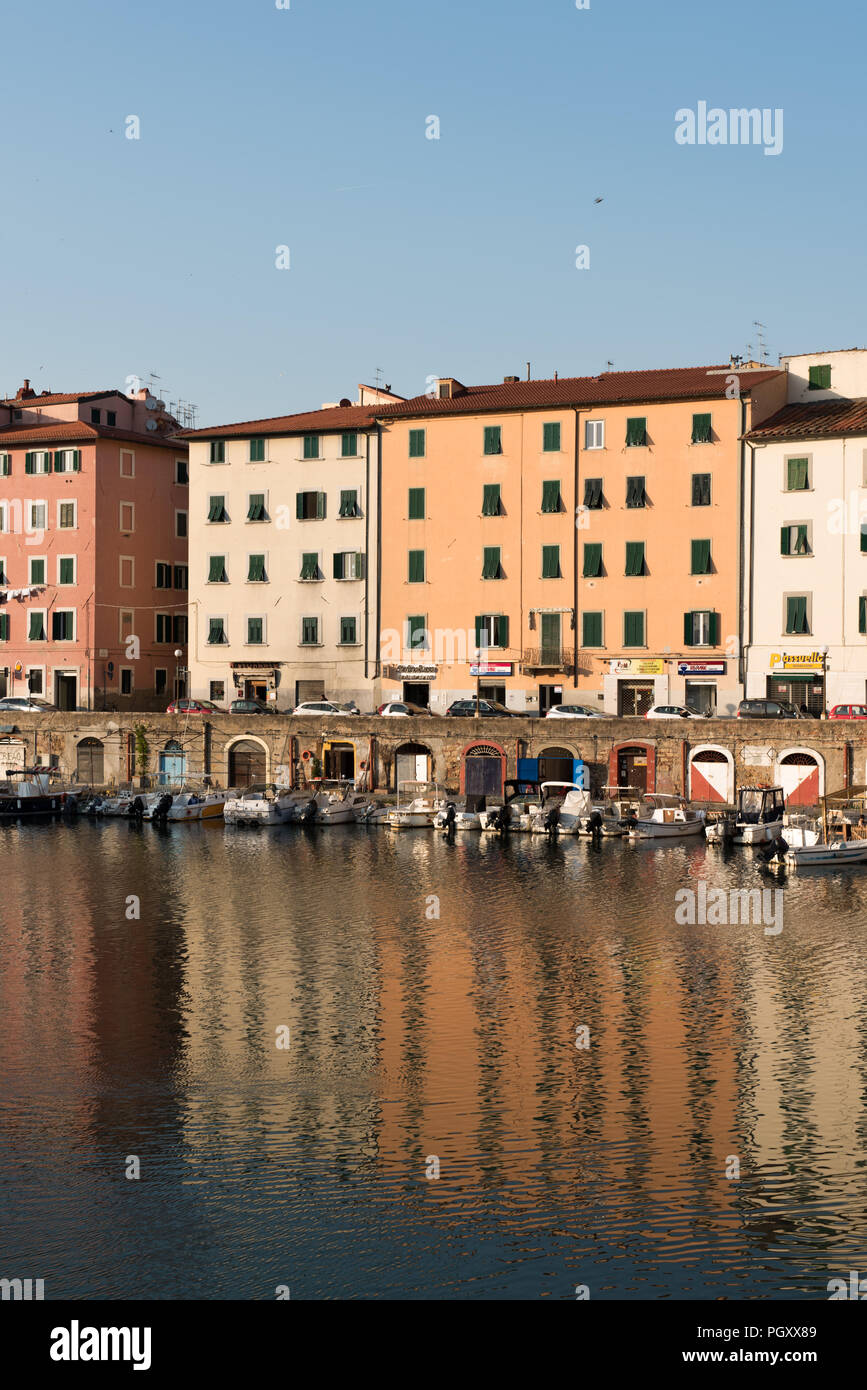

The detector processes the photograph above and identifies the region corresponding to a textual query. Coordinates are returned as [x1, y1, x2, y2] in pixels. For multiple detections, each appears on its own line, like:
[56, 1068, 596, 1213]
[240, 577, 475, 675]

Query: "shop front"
[677, 660, 727, 715]
[232, 662, 281, 705]
[766, 651, 826, 715]
[609, 658, 666, 716]
[470, 659, 513, 709]
[383, 663, 439, 708]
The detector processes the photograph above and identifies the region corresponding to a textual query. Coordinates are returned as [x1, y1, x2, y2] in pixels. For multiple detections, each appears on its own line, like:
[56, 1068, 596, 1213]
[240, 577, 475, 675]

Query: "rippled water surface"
[2, 818, 867, 1300]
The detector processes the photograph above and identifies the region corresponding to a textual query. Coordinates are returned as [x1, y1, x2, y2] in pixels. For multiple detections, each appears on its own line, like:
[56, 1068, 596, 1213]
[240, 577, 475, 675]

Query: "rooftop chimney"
[16, 379, 35, 401]
[503, 375, 520, 384]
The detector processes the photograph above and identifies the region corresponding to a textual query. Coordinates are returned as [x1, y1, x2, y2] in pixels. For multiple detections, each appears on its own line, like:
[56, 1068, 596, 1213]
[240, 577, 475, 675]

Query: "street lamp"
[174, 648, 183, 701]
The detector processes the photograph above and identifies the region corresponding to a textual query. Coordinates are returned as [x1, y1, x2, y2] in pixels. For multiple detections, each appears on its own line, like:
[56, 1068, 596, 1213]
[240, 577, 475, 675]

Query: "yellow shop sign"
[769, 651, 825, 673]
[610, 658, 664, 676]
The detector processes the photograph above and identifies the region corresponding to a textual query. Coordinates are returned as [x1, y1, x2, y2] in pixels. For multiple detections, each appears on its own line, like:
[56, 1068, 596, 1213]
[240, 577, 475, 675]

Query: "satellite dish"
[339, 398, 352, 408]
[146, 418, 158, 431]
[145, 395, 158, 410]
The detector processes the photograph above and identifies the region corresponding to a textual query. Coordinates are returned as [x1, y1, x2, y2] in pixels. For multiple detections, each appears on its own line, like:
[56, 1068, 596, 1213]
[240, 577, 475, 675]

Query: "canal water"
[1, 818, 866, 1301]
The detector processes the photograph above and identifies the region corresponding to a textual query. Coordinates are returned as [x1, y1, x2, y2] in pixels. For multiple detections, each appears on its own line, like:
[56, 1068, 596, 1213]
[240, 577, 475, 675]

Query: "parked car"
[545, 704, 605, 719]
[736, 698, 787, 718]
[339, 700, 361, 715]
[777, 701, 810, 718]
[445, 698, 517, 717]
[0, 696, 56, 711]
[293, 700, 353, 716]
[230, 699, 276, 715]
[829, 703, 867, 719]
[166, 698, 225, 714]
[644, 704, 704, 720]
[377, 701, 432, 717]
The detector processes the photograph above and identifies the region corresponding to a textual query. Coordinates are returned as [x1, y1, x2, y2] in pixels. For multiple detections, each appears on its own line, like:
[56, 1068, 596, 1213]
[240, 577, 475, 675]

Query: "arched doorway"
[688, 746, 734, 804]
[776, 749, 822, 807]
[462, 743, 505, 798]
[158, 739, 186, 786]
[538, 746, 577, 783]
[76, 737, 104, 784]
[324, 741, 355, 781]
[612, 743, 654, 793]
[394, 742, 432, 789]
[228, 739, 267, 787]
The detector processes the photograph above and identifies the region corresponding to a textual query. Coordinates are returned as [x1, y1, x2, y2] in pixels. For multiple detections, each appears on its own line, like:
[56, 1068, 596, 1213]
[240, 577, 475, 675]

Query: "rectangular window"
[860, 596, 867, 636]
[543, 422, 561, 452]
[246, 617, 264, 645]
[691, 539, 712, 574]
[301, 616, 319, 645]
[683, 610, 719, 646]
[155, 561, 173, 588]
[208, 495, 228, 523]
[408, 487, 426, 520]
[207, 618, 228, 644]
[296, 491, 326, 520]
[781, 524, 812, 556]
[785, 596, 810, 634]
[175, 458, 188, 484]
[120, 668, 133, 695]
[28, 611, 46, 641]
[339, 489, 361, 518]
[25, 451, 51, 475]
[91, 408, 101, 423]
[208, 555, 228, 583]
[482, 546, 503, 579]
[481, 484, 502, 516]
[475, 614, 509, 649]
[808, 364, 831, 390]
[26, 667, 43, 694]
[247, 493, 267, 521]
[249, 439, 265, 462]
[58, 501, 76, 528]
[333, 551, 363, 580]
[625, 541, 645, 576]
[408, 549, 425, 583]
[786, 456, 810, 491]
[176, 511, 187, 538]
[583, 542, 603, 578]
[585, 420, 605, 450]
[541, 480, 562, 513]
[119, 610, 134, 643]
[173, 615, 187, 643]
[30, 503, 46, 532]
[247, 554, 267, 582]
[54, 449, 80, 473]
[582, 611, 603, 646]
[483, 425, 502, 455]
[542, 545, 561, 579]
[300, 552, 322, 581]
[106, 411, 116, 427]
[623, 610, 645, 647]
[120, 557, 134, 587]
[692, 473, 711, 506]
[155, 668, 168, 696]
[339, 616, 358, 645]
[691, 413, 712, 444]
[0, 453, 10, 476]
[119, 450, 134, 478]
[626, 417, 648, 447]
[0, 613, 8, 641]
[59, 557, 75, 585]
[174, 565, 188, 590]
[119, 502, 135, 531]
[29, 558, 45, 585]
[208, 680, 223, 701]
[409, 429, 426, 458]
[583, 477, 603, 509]
[52, 610, 74, 641]
[209, 442, 225, 464]
[407, 615, 428, 650]
[341, 432, 358, 458]
[303, 435, 320, 459]
[626, 476, 646, 508]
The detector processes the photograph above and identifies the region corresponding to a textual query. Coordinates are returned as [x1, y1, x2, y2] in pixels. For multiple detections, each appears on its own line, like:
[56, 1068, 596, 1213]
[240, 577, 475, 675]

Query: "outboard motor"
[494, 803, 511, 835]
[544, 805, 560, 839]
[130, 795, 146, 821]
[300, 797, 318, 825]
[587, 809, 603, 842]
[442, 802, 457, 841]
[758, 833, 789, 864]
[152, 793, 173, 824]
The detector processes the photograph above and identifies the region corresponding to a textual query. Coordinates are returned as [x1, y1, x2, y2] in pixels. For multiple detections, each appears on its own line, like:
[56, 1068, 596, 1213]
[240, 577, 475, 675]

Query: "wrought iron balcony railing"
[521, 647, 575, 672]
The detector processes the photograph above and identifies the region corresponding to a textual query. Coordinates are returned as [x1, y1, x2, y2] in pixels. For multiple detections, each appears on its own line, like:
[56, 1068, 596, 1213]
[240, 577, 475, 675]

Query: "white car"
[0, 696, 56, 711]
[644, 704, 704, 720]
[377, 701, 432, 717]
[546, 704, 605, 719]
[293, 700, 352, 716]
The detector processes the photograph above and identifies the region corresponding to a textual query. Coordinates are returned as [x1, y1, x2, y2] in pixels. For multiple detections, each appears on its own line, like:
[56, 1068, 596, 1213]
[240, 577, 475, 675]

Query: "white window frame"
[119, 609, 135, 643]
[175, 458, 188, 484]
[57, 498, 78, 529]
[155, 559, 173, 589]
[585, 419, 605, 450]
[32, 451, 51, 475]
[299, 614, 321, 646]
[25, 664, 45, 692]
[245, 614, 267, 646]
[55, 449, 77, 474]
[119, 555, 135, 588]
[334, 551, 364, 580]
[29, 555, 47, 587]
[120, 449, 135, 478]
[0, 503, 6, 532]
[52, 608, 77, 642]
[30, 502, 47, 533]
[27, 608, 48, 642]
[782, 521, 813, 557]
[119, 501, 135, 532]
[57, 554, 77, 586]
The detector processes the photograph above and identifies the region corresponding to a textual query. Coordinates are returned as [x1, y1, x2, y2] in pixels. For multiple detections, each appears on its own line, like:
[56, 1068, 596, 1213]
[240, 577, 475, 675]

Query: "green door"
[541, 613, 561, 665]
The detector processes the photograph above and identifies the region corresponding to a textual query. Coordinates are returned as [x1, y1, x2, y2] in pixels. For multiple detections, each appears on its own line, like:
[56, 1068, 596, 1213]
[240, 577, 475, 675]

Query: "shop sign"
[385, 664, 438, 680]
[677, 661, 726, 675]
[610, 658, 664, 676]
[768, 651, 825, 673]
[470, 662, 513, 676]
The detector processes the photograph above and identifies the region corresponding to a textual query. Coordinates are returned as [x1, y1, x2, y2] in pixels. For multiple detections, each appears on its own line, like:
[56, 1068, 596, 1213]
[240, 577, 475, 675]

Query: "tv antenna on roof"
[373, 367, 385, 390]
[753, 321, 769, 364]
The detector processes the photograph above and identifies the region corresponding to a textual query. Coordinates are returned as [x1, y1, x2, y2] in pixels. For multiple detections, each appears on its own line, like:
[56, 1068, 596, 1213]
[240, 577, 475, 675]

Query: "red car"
[166, 698, 225, 714]
[828, 703, 867, 719]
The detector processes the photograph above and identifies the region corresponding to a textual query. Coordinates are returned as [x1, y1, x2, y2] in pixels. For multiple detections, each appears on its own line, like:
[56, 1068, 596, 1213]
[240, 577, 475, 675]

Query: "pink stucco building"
[0, 381, 189, 709]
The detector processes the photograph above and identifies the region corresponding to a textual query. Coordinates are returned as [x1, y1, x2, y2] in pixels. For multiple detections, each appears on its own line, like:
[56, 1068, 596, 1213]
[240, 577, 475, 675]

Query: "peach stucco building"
[377, 365, 786, 716]
[0, 381, 188, 710]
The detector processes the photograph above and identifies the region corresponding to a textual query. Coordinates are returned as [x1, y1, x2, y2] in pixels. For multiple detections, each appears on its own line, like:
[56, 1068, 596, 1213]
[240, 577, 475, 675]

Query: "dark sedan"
[445, 698, 518, 717]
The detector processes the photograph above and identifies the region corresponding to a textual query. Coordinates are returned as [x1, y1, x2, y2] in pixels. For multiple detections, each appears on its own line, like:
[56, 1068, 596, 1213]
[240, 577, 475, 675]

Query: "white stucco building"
[744, 348, 867, 722]
[184, 385, 402, 714]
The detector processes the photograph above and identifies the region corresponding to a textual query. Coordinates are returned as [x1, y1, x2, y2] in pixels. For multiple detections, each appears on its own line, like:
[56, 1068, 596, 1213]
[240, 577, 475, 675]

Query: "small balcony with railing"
[521, 646, 575, 674]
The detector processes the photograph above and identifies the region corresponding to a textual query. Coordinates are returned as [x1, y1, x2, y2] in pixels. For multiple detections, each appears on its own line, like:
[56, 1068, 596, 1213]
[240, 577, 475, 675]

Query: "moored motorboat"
[578, 786, 643, 837]
[314, 785, 371, 824]
[386, 780, 443, 829]
[626, 793, 706, 839]
[224, 785, 298, 826]
[165, 789, 229, 822]
[478, 780, 542, 833]
[0, 769, 65, 818]
[528, 782, 592, 834]
[706, 786, 786, 845]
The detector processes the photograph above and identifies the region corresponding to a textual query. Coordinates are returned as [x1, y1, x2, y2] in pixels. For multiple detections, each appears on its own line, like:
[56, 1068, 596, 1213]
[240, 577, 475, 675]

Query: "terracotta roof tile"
[0, 421, 187, 448]
[181, 404, 378, 440]
[0, 389, 121, 407]
[746, 398, 867, 442]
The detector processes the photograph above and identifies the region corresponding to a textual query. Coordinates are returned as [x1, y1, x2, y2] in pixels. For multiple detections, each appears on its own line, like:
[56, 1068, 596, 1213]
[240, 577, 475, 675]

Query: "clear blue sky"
[1, 0, 864, 425]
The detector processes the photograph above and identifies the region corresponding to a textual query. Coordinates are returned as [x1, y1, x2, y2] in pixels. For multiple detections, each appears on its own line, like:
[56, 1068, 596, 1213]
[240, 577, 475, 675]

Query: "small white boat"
[479, 780, 543, 833]
[315, 785, 371, 824]
[785, 825, 867, 866]
[529, 782, 592, 834]
[356, 801, 392, 826]
[387, 780, 443, 829]
[99, 793, 134, 817]
[626, 793, 706, 839]
[579, 786, 643, 837]
[0, 769, 66, 818]
[224, 785, 297, 826]
[706, 786, 786, 845]
[434, 798, 484, 831]
[165, 789, 229, 822]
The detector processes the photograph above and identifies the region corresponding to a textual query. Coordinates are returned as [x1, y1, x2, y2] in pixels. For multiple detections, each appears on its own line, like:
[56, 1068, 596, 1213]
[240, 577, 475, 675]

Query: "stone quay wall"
[1, 712, 862, 807]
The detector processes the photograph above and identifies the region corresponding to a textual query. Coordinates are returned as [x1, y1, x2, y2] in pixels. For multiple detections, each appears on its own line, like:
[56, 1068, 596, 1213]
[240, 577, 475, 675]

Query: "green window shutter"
[786, 597, 808, 634]
[301, 553, 319, 580]
[408, 615, 426, 648]
[72, 449, 81, 471]
[626, 417, 647, 447]
[780, 525, 791, 556]
[497, 615, 509, 648]
[340, 617, 357, 645]
[543, 422, 560, 452]
[409, 549, 425, 583]
[0, 613, 8, 641]
[691, 539, 711, 574]
[247, 494, 265, 521]
[626, 476, 646, 507]
[303, 435, 319, 459]
[787, 457, 809, 490]
[860, 597, 867, 635]
[583, 543, 602, 577]
[624, 611, 644, 646]
[482, 484, 501, 516]
[249, 439, 264, 461]
[339, 489, 358, 517]
[296, 493, 304, 520]
[482, 546, 501, 579]
[208, 555, 225, 582]
[31, 560, 45, 585]
[584, 477, 602, 508]
[25, 452, 33, 474]
[542, 545, 560, 579]
[248, 554, 265, 582]
[208, 496, 225, 522]
[808, 365, 831, 390]
[409, 429, 425, 458]
[247, 618, 263, 644]
[474, 616, 484, 648]
[709, 611, 720, 645]
[582, 611, 602, 646]
[483, 425, 501, 455]
[625, 541, 645, 576]
[333, 552, 343, 579]
[692, 473, 711, 505]
[794, 525, 809, 554]
[208, 619, 224, 644]
[53, 451, 63, 472]
[29, 612, 44, 640]
[59, 557, 74, 584]
[316, 492, 326, 519]
[541, 480, 561, 513]
[408, 487, 425, 519]
[0, 453, 9, 476]
[691, 413, 712, 444]
[684, 612, 694, 646]
[341, 432, 358, 458]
